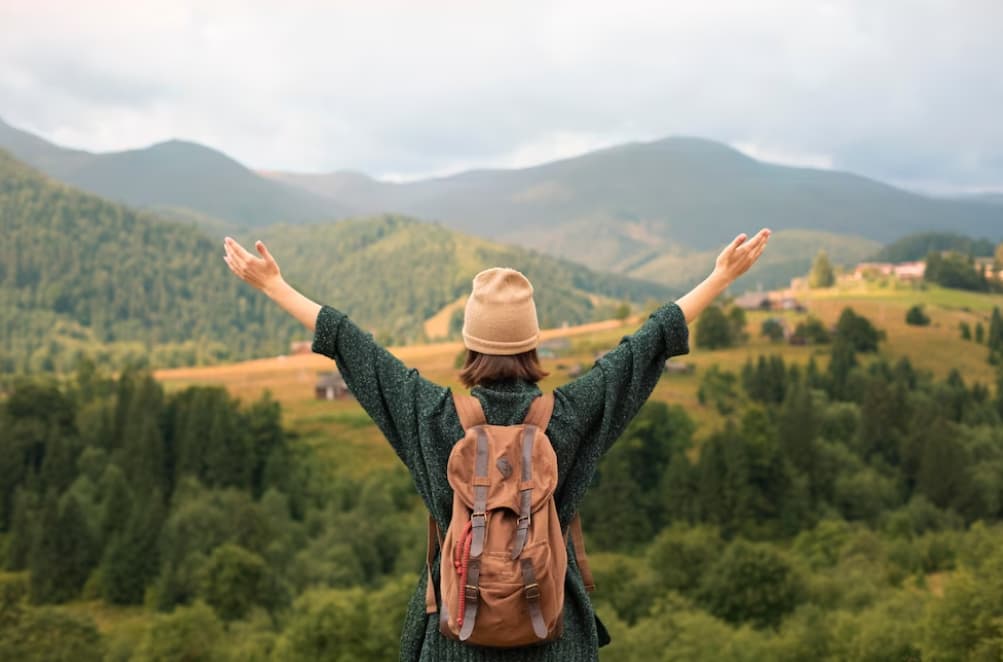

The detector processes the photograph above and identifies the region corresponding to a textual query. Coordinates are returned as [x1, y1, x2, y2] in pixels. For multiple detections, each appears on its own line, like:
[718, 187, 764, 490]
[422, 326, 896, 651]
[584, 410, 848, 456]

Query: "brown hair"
[458, 349, 549, 389]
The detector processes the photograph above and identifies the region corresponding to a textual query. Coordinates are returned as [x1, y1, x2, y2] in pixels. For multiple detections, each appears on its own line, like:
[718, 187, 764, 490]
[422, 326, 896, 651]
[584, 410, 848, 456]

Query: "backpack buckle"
[470, 512, 486, 528]
[523, 583, 540, 600]
[517, 515, 530, 527]
[464, 584, 480, 600]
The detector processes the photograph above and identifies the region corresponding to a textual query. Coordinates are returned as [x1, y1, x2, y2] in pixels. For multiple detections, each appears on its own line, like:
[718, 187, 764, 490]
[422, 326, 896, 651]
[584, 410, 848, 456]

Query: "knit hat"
[462, 267, 540, 355]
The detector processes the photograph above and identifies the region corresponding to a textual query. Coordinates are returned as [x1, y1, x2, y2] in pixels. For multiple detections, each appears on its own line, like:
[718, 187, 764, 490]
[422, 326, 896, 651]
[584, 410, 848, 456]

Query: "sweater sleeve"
[310, 305, 449, 472]
[553, 301, 689, 457]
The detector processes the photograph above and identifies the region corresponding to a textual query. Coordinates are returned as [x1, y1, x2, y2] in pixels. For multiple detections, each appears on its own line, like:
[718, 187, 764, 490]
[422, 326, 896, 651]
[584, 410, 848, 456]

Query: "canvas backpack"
[424, 391, 595, 647]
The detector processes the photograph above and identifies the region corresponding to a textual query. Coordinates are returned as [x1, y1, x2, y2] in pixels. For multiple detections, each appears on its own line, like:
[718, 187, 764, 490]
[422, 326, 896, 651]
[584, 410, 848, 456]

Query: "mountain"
[0, 150, 673, 374]
[0, 117, 352, 228]
[269, 138, 1002, 285]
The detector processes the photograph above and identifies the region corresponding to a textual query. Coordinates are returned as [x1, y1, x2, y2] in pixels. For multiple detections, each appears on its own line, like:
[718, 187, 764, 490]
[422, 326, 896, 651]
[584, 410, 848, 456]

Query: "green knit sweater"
[311, 301, 690, 661]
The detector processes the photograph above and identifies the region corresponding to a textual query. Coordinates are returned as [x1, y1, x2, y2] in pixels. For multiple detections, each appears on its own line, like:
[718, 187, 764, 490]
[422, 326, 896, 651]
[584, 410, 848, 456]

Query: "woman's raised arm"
[223, 237, 321, 329]
[675, 228, 771, 323]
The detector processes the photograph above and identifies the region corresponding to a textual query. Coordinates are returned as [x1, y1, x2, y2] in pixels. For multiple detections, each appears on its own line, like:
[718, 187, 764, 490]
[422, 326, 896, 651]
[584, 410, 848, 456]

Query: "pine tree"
[99, 464, 132, 545]
[30, 493, 95, 604]
[247, 391, 285, 498]
[4, 488, 38, 571]
[119, 374, 167, 493]
[695, 305, 735, 350]
[101, 491, 165, 605]
[809, 250, 836, 288]
[828, 339, 857, 400]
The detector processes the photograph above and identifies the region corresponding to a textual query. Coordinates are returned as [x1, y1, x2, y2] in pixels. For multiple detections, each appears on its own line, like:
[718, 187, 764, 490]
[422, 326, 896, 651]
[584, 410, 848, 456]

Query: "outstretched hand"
[223, 237, 283, 293]
[713, 228, 771, 285]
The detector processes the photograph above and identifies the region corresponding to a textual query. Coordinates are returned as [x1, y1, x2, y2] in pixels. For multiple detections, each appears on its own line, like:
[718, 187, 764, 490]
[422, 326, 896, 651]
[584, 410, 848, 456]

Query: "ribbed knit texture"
[311, 301, 690, 661]
[462, 267, 540, 355]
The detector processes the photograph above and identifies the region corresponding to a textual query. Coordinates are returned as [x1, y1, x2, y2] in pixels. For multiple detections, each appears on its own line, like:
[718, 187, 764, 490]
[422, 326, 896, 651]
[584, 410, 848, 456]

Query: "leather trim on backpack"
[452, 392, 486, 429]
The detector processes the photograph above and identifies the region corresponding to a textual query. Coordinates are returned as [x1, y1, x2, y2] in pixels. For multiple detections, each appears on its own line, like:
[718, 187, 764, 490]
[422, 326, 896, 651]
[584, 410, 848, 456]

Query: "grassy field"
[155, 280, 1003, 477]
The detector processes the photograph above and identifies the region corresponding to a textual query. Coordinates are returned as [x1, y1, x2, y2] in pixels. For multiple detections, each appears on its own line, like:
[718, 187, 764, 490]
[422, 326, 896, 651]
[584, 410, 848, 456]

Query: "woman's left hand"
[223, 237, 283, 293]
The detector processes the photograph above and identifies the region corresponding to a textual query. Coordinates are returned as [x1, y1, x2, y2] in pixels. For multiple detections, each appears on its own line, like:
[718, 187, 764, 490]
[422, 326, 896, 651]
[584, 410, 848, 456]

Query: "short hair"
[458, 349, 549, 389]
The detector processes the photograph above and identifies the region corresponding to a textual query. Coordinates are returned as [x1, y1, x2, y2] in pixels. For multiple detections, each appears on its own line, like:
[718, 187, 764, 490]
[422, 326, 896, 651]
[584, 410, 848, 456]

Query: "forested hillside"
[0, 151, 673, 374]
[6, 301, 1003, 659]
[270, 137, 1003, 285]
[0, 150, 286, 373]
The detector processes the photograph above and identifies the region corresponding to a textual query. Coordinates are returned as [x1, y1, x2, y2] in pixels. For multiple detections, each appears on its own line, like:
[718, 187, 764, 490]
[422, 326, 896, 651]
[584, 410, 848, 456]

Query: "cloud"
[0, 0, 1001, 191]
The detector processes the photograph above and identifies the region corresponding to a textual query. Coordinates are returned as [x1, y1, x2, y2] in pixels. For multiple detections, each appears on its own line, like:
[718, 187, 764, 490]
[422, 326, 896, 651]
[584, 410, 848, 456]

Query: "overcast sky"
[1, 0, 1001, 192]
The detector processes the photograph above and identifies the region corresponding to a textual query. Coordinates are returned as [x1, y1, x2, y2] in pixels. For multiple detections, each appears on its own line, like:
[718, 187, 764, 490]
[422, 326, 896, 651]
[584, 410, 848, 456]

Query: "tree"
[905, 304, 930, 326]
[102, 491, 165, 605]
[792, 316, 831, 344]
[762, 318, 785, 342]
[29, 493, 96, 604]
[977, 321, 986, 343]
[199, 543, 279, 621]
[696, 539, 804, 628]
[695, 305, 735, 350]
[133, 602, 223, 662]
[828, 339, 858, 401]
[834, 307, 884, 353]
[960, 321, 972, 340]
[809, 250, 836, 288]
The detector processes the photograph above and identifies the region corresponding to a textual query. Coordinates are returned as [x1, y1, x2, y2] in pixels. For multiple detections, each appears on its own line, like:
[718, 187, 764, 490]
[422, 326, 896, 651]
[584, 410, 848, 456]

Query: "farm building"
[735, 291, 772, 311]
[316, 371, 352, 400]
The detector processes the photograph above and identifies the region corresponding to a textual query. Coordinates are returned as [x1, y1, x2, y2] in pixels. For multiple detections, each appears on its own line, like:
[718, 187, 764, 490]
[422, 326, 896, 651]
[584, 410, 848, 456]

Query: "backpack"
[423, 391, 595, 647]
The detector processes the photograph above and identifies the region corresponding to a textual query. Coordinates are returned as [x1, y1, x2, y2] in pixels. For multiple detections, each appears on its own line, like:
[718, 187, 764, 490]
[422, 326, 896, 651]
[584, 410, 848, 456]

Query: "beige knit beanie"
[462, 267, 540, 355]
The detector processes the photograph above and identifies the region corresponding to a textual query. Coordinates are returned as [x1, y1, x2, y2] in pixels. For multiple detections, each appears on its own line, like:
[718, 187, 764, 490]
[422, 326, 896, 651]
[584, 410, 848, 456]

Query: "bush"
[905, 305, 930, 326]
[697, 539, 805, 628]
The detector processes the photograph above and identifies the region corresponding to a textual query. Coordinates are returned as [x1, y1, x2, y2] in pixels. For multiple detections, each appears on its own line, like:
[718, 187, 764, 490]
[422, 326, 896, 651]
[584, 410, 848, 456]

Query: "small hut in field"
[316, 371, 351, 400]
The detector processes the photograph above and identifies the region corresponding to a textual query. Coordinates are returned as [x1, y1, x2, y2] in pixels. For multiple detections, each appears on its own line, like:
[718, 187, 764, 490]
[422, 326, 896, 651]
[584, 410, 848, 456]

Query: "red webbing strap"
[452, 392, 486, 430]
[569, 514, 595, 593]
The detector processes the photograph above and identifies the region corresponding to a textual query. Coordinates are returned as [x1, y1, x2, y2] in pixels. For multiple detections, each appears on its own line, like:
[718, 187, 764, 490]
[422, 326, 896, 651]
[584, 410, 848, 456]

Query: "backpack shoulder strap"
[523, 393, 554, 430]
[452, 392, 487, 430]
[569, 514, 596, 593]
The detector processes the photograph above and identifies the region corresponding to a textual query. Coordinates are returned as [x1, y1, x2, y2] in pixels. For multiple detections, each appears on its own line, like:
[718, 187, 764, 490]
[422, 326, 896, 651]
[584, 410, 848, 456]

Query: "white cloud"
[0, 0, 1000, 191]
[731, 142, 834, 171]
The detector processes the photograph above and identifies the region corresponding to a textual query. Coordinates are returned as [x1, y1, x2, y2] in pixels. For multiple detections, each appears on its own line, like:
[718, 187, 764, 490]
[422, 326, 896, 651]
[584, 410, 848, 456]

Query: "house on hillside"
[893, 261, 926, 280]
[775, 296, 805, 312]
[854, 262, 895, 279]
[735, 291, 772, 311]
[315, 371, 352, 401]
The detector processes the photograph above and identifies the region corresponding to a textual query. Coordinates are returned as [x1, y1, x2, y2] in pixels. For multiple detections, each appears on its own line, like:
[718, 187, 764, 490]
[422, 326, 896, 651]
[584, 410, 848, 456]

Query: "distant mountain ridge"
[0, 117, 352, 228]
[4, 117, 999, 291]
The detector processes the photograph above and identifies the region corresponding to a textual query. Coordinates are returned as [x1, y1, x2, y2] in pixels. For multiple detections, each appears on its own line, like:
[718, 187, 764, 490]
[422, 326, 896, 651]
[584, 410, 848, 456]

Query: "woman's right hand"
[712, 228, 771, 285]
[223, 237, 283, 293]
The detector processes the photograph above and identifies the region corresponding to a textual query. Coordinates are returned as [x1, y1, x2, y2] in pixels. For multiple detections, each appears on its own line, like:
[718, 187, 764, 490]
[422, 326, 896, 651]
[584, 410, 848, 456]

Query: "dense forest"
[0, 150, 671, 376]
[5, 306, 1003, 660]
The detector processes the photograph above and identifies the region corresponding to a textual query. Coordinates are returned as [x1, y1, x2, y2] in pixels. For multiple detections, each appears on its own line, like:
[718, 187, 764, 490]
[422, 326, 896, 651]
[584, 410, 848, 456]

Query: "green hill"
[270, 137, 1002, 285]
[0, 117, 352, 228]
[0, 150, 673, 374]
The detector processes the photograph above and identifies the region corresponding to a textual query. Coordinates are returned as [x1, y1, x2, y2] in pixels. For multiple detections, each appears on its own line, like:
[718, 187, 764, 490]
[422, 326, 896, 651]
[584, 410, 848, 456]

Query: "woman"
[223, 228, 770, 661]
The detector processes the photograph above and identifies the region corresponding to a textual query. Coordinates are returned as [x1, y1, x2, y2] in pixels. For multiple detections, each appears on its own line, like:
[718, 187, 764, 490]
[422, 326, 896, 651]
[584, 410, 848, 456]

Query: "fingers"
[224, 236, 256, 263]
[737, 228, 771, 257]
[255, 240, 276, 265]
